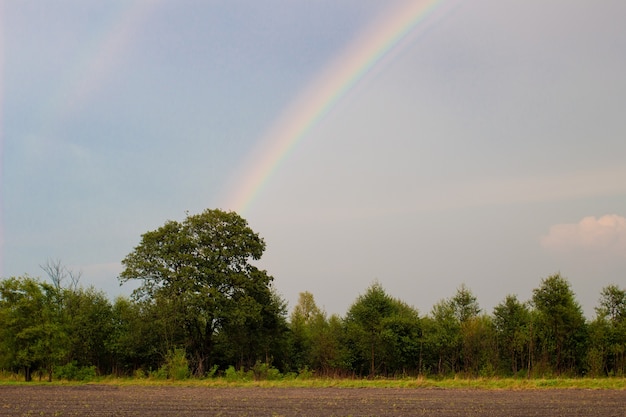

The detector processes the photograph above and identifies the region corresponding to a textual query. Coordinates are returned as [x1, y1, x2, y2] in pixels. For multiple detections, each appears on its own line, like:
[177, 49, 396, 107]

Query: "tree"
[214, 282, 289, 371]
[0, 276, 68, 381]
[448, 285, 493, 375]
[423, 285, 482, 375]
[379, 302, 422, 375]
[119, 209, 282, 375]
[423, 299, 460, 375]
[493, 295, 531, 374]
[289, 292, 324, 371]
[531, 273, 587, 375]
[40, 258, 81, 292]
[451, 284, 481, 323]
[587, 316, 610, 376]
[292, 292, 323, 325]
[343, 282, 421, 377]
[62, 287, 114, 374]
[107, 297, 162, 375]
[594, 285, 626, 375]
[459, 314, 497, 376]
[596, 285, 626, 324]
[310, 313, 345, 375]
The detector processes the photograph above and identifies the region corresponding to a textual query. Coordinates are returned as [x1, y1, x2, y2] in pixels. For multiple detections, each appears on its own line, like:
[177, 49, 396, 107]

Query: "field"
[2, 384, 626, 416]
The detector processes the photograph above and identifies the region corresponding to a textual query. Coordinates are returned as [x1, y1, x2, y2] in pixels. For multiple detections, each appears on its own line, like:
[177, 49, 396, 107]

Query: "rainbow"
[0, 2, 155, 277]
[222, 0, 453, 214]
[44, 1, 156, 128]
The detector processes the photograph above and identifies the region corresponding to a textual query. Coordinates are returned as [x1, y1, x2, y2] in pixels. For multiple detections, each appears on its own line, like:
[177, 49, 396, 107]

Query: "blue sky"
[2, 0, 626, 318]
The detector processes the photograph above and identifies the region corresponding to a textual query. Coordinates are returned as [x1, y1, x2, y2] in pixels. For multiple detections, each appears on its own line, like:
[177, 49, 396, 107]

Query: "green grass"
[1, 374, 625, 390]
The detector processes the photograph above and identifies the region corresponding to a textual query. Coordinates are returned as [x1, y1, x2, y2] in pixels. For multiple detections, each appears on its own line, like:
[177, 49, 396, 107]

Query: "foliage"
[0, 276, 68, 381]
[532, 273, 587, 375]
[224, 365, 253, 382]
[591, 285, 626, 375]
[493, 295, 531, 374]
[62, 287, 115, 373]
[289, 291, 323, 370]
[423, 298, 461, 375]
[53, 362, 96, 381]
[119, 209, 287, 376]
[4, 209, 626, 381]
[158, 348, 190, 380]
[451, 284, 481, 323]
[288, 291, 344, 375]
[107, 297, 162, 375]
[343, 282, 421, 377]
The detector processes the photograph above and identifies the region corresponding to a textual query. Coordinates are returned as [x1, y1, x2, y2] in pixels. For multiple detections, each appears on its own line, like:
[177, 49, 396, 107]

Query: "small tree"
[594, 285, 626, 375]
[493, 295, 531, 374]
[423, 285, 481, 375]
[289, 292, 324, 371]
[62, 287, 114, 374]
[107, 297, 162, 375]
[0, 276, 68, 381]
[423, 299, 461, 375]
[532, 273, 587, 375]
[343, 282, 420, 377]
[40, 258, 81, 292]
[451, 284, 480, 323]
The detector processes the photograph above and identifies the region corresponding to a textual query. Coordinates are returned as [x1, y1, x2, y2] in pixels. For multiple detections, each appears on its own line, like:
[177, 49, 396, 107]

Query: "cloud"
[541, 214, 626, 256]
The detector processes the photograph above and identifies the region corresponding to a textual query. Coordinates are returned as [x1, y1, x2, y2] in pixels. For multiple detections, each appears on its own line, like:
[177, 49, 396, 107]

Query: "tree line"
[1, 209, 625, 381]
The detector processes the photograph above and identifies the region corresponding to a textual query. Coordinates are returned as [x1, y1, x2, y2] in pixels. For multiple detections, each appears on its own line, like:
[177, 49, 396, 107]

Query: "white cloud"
[541, 214, 626, 256]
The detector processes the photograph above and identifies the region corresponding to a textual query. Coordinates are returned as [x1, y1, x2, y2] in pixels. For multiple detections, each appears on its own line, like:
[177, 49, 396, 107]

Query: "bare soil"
[1, 385, 625, 416]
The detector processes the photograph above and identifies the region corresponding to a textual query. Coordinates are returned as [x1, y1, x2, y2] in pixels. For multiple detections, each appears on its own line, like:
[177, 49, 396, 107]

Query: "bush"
[224, 365, 252, 382]
[133, 368, 147, 379]
[54, 362, 96, 381]
[252, 361, 282, 381]
[586, 347, 605, 377]
[150, 366, 168, 380]
[158, 348, 190, 380]
[206, 364, 219, 378]
[297, 366, 314, 380]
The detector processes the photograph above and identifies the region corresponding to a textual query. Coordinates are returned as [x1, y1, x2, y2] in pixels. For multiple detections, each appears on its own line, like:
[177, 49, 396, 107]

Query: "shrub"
[252, 361, 282, 381]
[150, 366, 168, 380]
[54, 362, 96, 381]
[133, 368, 147, 379]
[224, 365, 252, 382]
[297, 366, 314, 380]
[161, 348, 190, 380]
[206, 364, 219, 378]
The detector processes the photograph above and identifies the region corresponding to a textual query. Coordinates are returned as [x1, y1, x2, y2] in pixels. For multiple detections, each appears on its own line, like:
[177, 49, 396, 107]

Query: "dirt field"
[1, 385, 625, 416]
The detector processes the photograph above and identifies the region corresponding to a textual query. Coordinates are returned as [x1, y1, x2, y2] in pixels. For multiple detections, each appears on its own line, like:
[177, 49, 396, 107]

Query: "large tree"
[119, 209, 282, 375]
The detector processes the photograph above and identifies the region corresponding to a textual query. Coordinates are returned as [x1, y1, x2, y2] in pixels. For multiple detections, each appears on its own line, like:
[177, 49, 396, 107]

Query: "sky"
[2, 0, 626, 319]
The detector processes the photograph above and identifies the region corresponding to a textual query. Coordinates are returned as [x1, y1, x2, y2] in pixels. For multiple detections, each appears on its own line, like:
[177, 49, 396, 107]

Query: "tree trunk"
[370, 341, 375, 377]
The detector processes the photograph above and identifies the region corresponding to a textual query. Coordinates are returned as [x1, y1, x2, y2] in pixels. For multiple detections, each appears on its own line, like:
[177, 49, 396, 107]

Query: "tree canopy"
[2, 209, 626, 380]
[119, 209, 283, 375]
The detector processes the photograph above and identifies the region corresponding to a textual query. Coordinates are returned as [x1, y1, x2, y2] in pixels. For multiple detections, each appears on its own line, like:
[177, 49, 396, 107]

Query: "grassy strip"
[1, 375, 625, 390]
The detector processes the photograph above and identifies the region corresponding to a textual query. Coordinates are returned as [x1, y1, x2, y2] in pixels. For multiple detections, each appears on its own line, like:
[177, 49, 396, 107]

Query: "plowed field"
[1, 385, 625, 416]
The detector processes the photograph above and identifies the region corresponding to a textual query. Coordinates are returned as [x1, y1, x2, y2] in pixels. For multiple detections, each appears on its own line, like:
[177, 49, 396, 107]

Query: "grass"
[1, 373, 625, 390]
